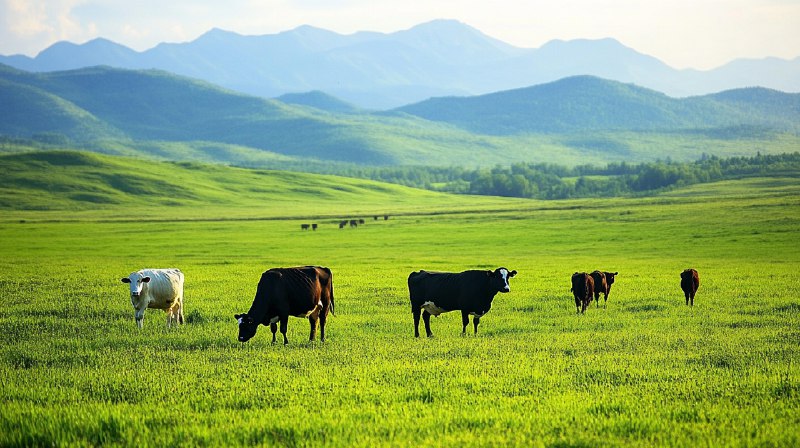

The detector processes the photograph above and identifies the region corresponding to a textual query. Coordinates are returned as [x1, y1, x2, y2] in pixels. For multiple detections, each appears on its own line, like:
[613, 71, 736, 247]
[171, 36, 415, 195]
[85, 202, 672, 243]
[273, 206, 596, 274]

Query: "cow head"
[605, 272, 618, 287]
[121, 272, 151, 328]
[492, 268, 517, 293]
[235, 313, 257, 343]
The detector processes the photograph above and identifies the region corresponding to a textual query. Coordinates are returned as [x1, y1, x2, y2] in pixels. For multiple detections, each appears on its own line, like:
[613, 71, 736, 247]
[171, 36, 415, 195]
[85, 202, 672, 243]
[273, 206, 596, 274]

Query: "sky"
[1, 0, 798, 70]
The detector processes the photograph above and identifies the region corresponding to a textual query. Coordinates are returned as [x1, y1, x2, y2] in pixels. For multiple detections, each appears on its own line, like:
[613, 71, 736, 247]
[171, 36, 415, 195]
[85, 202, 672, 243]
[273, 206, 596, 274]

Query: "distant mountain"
[0, 64, 530, 165]
[1, 64, 798, 167]
[2, 20, 798, 109]
[393, 76, 800, 134]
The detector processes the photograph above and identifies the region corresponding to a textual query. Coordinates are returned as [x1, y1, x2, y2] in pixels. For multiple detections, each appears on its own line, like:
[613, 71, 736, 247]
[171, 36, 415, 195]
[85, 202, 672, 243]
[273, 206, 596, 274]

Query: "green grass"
[0, 160, 799, 446]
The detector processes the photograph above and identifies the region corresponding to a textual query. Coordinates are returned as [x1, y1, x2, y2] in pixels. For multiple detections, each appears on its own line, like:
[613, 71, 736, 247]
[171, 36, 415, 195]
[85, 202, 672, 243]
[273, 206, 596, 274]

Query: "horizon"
[1, 1, 798, 71]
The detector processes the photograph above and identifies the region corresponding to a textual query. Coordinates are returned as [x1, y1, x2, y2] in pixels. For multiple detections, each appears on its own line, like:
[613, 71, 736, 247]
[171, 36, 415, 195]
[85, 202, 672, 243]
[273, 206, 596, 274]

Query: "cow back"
[140, 268, 183, 309]
[590, 271, 607, 294]
[409, 270, 497, 312]
[252, 266, 330, 321]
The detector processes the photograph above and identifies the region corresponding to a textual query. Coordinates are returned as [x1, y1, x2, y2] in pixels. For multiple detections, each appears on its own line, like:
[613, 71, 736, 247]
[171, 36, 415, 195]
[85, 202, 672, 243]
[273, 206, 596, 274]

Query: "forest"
[327, 152, 800, 199]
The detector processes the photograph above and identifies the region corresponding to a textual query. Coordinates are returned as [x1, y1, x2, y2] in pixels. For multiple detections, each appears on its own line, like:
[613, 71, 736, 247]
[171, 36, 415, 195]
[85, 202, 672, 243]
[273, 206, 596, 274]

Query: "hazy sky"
[2, 0, 798, 70]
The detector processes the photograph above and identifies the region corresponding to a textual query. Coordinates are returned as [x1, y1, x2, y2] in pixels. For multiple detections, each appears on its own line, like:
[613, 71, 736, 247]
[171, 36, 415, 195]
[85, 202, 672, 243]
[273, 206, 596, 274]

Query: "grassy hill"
[2, 65, 799, 167]
[0, 150, 525, 220]
[394, 76, 800, 134]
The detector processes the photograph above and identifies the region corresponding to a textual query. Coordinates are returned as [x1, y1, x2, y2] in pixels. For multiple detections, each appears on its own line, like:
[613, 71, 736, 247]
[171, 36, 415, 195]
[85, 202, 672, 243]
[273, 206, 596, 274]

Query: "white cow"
[121, 268, 185, 328]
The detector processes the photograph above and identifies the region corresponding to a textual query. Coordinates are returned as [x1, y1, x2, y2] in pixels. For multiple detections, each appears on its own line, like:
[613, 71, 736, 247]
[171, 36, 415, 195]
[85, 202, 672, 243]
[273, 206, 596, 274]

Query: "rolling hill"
[393, 76, 800, 134]
[0, 150, 520, 219]
[2, 20, 798, 109]
[2, 64, 799, 168]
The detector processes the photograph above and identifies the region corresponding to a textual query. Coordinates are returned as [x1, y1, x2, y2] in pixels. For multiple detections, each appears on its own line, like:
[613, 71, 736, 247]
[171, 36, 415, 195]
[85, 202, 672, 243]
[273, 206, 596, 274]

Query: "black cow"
[408, 267, 517, 337]
[590, 271, 618, 308]
[681, 268, 700, 306]
[571, 272, 595, 314]
[235, 266, 334, 345]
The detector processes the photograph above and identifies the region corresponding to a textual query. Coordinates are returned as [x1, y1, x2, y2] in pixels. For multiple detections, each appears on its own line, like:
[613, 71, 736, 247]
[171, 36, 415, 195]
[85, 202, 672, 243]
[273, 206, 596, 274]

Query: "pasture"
[1, 176, 799, 446]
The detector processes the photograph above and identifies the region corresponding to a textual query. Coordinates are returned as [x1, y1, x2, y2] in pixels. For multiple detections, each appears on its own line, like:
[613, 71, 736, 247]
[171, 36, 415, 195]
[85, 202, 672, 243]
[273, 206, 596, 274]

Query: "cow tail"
[329, 279, 335, 316]
[325, 267, 335, 316]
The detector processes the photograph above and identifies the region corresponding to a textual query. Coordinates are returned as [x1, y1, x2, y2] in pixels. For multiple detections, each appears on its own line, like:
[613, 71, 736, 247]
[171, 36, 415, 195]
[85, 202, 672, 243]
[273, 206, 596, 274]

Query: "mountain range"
[2, 20, 798, 109]
[2, 62, 798, 167]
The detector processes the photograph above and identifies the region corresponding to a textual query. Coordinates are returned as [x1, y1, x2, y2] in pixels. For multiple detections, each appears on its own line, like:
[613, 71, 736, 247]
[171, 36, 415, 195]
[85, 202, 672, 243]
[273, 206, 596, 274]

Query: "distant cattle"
[339, 220, 347, 229]
[235, 266, 334, 345]
[121, 268, 185, 328]
[590, 271, 618, 308]
[571, 272, 595, 314]
[680, 269, 700, 306]
[349, 220, 358, 228]
[311, 224, 318, 231]
[301, 224, 310, 230]
[408, 267, 517, 337]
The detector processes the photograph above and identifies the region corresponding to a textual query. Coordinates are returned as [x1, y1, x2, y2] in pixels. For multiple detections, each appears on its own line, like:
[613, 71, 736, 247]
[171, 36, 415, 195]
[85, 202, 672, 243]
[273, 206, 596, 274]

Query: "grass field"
[1, 161, 799, 446]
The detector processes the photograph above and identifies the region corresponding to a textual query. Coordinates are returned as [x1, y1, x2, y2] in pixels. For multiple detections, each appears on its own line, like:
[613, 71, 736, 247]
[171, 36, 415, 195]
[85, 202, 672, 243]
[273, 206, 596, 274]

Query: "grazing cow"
[590, 271, 618, 308]
[408, 267, 517, 337]
[681, 269, 700, 306]
[311, 224, 318, 231]
[121, 268, 185, 329]
[235, 266, 334, 345]
[349, 220, 358, 228]
[301, 224, 310, 231]
[339, 220, 347, 229]
[571, 272, 595, 314]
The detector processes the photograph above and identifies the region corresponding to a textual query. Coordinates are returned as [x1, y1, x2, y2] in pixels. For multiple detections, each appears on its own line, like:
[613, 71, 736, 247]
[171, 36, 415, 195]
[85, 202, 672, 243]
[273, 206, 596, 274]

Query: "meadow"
[1, 171, 799, 446]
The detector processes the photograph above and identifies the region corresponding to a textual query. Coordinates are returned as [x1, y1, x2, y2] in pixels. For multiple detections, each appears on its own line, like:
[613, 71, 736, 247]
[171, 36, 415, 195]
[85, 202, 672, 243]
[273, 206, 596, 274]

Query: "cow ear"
[121, 278, 131, 283]
[509, 270, 517, 277]
[234, 314, 243, 320]
[142, 276, 151, 283]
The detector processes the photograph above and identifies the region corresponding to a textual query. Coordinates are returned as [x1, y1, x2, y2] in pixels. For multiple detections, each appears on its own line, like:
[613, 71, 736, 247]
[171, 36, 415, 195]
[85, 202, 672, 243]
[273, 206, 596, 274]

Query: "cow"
[311, 224, 318, 231]
[301, 224, 310, 231]
[681, 268, 700, 306]
[408, 267, 517, 338]
[590, 271, 618, 308]
[339, 220, 347, 229]
[235, 266, 334, 345]
[571, 272, 594, 314]
[121, 268, 185, 329]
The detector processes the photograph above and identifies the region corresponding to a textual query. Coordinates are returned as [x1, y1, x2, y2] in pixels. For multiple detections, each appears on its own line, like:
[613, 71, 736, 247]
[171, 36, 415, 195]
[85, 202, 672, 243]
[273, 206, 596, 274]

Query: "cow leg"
[412, 307, 422, 338]
[308, 315, 317, 341]
[574, 296, 581, 314]
[690, 293, 695, 307]
[319, 311, 327, 342]
[461, 311, 470, 336]
[270, 322, 278, 344]
[422, 310, 433, 338]
[178, 296, 185, 324]
[685, 292, 690, 306]
[280, 317, 289, 345]
[473, 316, 480, 335]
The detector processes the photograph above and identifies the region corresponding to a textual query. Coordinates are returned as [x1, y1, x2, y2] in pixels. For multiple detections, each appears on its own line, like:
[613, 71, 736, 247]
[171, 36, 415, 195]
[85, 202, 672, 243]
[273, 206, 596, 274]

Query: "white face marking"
[127, 273, 146, 297]
[237, 317, 244, 325]
[499, 269, 510, 291]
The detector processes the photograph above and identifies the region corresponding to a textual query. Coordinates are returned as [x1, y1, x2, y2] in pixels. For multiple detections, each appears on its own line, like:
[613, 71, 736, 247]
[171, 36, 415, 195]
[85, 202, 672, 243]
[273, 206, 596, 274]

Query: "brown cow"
[590, 271, 618, 308]
[571, 272, 594, 314]
[235, 266, 334, 344]
[680, 269, 700, 306]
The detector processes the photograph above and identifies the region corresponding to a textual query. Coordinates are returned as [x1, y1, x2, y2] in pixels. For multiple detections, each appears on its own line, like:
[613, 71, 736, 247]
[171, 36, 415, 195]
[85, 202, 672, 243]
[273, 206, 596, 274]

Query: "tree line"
[327, 152, 800, 199]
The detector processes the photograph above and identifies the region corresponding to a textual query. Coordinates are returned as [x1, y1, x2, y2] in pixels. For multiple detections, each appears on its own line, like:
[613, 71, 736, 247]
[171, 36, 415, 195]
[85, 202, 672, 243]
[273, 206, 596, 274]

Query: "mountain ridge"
[2, 20, 797, 109]
[2, 63, 798, 167]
